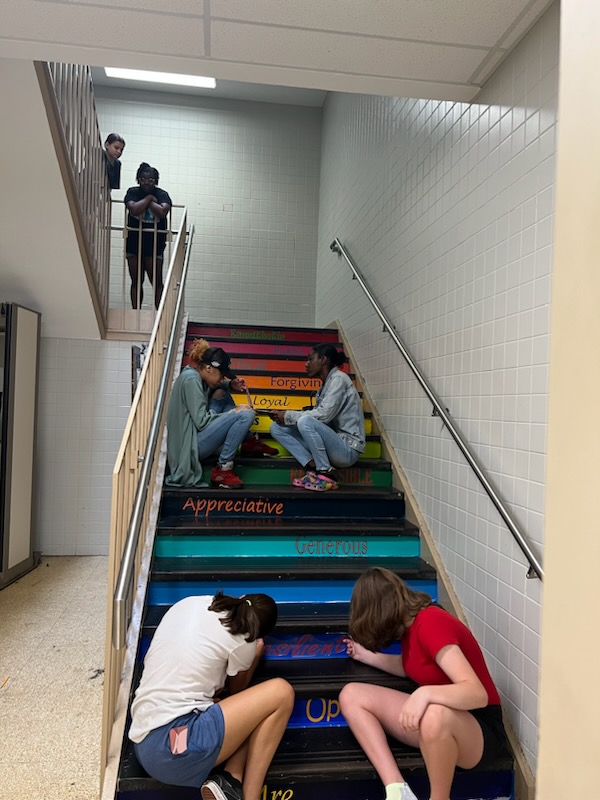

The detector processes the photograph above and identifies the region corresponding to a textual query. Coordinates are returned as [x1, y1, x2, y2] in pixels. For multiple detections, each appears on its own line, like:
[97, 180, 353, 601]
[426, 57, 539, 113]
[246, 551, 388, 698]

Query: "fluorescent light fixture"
[105, 67, 216, 89]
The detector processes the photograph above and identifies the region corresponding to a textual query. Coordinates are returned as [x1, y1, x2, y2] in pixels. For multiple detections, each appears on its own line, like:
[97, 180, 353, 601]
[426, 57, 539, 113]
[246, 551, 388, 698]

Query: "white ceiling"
[2, 0, 556, 103]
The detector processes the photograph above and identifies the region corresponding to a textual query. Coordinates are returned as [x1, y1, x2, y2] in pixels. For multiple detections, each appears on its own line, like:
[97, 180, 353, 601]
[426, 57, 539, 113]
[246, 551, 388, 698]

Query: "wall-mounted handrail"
[330, 237, 543, 581]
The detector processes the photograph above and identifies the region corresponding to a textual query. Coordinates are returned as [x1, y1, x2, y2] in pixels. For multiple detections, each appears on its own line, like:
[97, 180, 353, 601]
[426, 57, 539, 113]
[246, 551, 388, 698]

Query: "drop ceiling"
[2, 0, 556, 103]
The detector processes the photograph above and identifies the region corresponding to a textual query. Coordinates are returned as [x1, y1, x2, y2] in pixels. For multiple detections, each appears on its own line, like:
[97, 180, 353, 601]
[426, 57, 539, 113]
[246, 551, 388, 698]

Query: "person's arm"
[398, 644, 489, 731]
[283, 371, 346, 426]
[344, 637, 406, 677]
[182, 377, 216, 430]
[148, 188, 172, 220]
[126, 194, 156, 218]
[226, 639, 265, 694]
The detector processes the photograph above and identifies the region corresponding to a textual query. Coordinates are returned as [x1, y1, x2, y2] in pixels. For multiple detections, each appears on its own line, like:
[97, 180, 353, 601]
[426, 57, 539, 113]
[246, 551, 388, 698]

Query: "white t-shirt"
[129, 595, 257, 743]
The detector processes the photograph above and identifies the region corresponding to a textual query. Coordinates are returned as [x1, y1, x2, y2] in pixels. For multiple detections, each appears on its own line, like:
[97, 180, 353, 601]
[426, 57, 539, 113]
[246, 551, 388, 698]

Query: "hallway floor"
[0, 556, 107, 800]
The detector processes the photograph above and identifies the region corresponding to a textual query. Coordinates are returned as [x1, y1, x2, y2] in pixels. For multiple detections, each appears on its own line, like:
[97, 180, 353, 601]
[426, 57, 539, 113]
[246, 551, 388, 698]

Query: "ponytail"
[209, 592, 277, 641]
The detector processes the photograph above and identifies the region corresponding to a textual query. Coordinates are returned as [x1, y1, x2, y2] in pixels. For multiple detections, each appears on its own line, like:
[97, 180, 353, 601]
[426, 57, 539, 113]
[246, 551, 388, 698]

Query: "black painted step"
[150, 556, 435, 582]
[160, 486, 406, 522]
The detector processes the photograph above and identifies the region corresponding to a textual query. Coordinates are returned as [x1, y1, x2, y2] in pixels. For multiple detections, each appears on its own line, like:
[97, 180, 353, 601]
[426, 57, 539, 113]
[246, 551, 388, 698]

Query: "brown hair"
[188, 338, 210, 366]
[209, 592, 278, 641]
[349, 566, 432, 651]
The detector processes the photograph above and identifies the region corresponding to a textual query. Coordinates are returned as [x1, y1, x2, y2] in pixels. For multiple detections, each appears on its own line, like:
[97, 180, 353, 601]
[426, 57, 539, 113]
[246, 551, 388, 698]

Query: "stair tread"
[151, 556, 435, 581]
[157, 518, 419, 535]
[162, 485, 400, 498]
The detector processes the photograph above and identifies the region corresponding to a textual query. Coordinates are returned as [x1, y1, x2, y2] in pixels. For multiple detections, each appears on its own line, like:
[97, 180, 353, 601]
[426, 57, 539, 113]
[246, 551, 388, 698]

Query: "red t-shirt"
[401, 606, 501, 706]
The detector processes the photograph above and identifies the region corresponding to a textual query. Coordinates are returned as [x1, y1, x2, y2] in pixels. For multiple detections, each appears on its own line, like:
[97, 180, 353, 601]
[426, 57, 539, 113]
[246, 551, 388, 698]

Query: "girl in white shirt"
[130, 592, 294, 800]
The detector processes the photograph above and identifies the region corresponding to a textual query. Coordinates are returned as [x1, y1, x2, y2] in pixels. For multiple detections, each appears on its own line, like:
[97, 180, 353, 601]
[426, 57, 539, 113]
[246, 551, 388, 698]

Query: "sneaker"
[201, 771, 243, 800]
[292, 470, 317, 488]
[240, 435, 279, 457]
[304, 471, 338, 492]
[210, 464, 244, 489]
[397, 782, 419, 800]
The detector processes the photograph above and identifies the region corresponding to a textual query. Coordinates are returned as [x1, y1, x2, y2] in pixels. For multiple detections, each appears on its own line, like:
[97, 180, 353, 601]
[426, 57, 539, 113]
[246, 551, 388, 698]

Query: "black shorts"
[468, 705, 510, 769]
[126, 230, 167, 259]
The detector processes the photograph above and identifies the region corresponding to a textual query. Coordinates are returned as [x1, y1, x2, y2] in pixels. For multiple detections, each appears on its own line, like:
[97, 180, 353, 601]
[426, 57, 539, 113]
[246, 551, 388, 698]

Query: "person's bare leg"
[127, 256, 142, 308]
[339, 683, 419, 785]
[418, 704, 483, 800]
[214, 678, 294, 800]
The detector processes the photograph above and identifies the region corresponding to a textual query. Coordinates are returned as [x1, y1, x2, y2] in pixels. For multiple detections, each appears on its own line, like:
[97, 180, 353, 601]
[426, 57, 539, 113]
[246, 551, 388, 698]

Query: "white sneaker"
[398, 783, 419, 800]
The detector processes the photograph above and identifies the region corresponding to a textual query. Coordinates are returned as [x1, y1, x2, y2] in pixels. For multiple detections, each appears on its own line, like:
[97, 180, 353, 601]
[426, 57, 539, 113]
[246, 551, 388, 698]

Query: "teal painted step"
[155, 532, 419, 558]
[146, 578, 438, 605]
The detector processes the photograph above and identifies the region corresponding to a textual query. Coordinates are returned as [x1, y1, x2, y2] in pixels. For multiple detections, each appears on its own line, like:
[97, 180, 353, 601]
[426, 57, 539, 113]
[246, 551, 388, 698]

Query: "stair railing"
[100, 213, 193, 786]
[330, 238, 543, 581]
[35, 62, 112, 334]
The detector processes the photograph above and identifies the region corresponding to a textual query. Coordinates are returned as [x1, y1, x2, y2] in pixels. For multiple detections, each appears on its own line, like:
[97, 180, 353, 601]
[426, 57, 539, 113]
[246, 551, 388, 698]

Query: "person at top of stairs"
[269, 342, 365, 491]
[340, 567, 509, 800]
[166, 339, 255, 488]
[129, 592, 294, 800]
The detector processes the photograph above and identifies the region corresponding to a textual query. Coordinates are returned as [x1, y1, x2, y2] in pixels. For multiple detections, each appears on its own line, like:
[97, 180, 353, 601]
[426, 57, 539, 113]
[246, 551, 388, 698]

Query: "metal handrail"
[330, 237, 543, 581]
[112, 225, 194, 648]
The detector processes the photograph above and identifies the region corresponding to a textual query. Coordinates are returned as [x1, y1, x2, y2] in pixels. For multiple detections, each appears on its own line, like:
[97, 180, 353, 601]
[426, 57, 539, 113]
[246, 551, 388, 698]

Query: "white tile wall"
[35, 338, 132, 556]
[316, 2, 558, 771]
[96, 91, 322, 326]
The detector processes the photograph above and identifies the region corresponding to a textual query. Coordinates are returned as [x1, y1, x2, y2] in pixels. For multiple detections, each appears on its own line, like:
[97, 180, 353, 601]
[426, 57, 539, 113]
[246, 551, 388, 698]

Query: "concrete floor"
[0, 556, 107, 800]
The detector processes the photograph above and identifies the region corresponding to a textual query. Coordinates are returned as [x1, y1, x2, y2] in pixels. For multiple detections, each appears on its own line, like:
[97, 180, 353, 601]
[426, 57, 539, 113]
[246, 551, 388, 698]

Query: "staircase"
[115, 322, 514, 800]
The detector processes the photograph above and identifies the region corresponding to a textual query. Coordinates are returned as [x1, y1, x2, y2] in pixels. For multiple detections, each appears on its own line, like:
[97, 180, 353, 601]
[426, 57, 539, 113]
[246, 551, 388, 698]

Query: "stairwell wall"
[315, 2, 559, 772]
[95, 88, 321, 327]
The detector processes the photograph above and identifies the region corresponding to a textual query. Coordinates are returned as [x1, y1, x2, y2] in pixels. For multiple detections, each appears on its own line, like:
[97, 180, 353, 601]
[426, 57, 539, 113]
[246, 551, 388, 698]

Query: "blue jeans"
[270, 416, 360, 473]
[197, 408, 254, 465]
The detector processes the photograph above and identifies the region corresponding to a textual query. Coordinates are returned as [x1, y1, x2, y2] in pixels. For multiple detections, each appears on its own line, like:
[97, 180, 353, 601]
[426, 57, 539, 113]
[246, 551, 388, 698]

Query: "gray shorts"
[134, 703, 225, 788]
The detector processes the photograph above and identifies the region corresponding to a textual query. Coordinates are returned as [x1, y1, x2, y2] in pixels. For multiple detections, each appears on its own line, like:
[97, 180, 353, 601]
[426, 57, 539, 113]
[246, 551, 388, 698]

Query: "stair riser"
[186, 325, 340, 344]
[250, 439, 381, 459]
[154, 536, 419, 559]
[146, 579, 437, 605]
[185, 341, 322, 357]
[160, 495, 405, 522]
[250, 415, 373, 434]
[234, 465, 391, 487]
[227, 356, 350, 374]
[117, 772, 514, 800]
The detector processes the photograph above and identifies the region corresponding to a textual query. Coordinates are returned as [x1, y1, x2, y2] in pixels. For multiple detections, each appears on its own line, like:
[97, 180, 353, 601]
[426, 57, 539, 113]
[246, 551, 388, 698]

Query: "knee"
[419, 703, 454, 743]
[297, 415, 316, 435]
[339, 682, 366, 716]
[271, 677, 295, 712]
[238, 408, 255, 425]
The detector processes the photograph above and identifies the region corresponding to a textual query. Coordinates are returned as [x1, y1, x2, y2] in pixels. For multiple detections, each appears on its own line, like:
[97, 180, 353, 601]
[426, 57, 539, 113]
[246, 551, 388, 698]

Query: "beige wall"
[538, 0, 600, 795]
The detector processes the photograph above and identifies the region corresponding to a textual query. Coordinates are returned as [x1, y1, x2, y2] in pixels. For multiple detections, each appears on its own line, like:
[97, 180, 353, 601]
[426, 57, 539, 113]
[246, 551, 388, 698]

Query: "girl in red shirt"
[341, 567, 508, 800]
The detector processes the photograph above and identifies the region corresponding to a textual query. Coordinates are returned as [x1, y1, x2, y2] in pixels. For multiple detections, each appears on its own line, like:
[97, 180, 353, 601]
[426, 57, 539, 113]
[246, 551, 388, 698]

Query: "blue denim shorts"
[134, 704, 225, 788]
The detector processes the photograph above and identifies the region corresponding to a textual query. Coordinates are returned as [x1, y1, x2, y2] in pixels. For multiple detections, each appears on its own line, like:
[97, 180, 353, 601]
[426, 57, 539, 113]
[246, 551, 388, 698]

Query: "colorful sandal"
[304, 472, 339, 492]
[292, 470, 317, 488]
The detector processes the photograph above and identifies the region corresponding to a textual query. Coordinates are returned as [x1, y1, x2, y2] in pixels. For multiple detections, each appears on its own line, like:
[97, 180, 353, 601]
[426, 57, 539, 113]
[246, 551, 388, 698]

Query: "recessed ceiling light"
[104, 67, 216, 89]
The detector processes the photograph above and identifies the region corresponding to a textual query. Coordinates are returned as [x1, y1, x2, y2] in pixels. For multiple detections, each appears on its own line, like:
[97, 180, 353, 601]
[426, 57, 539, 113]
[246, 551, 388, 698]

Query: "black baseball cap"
[201, 347, 236, 379]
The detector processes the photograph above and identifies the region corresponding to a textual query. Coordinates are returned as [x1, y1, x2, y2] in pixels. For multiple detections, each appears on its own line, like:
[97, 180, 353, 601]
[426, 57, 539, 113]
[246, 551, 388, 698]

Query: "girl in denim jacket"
[270, 343, 365, 491]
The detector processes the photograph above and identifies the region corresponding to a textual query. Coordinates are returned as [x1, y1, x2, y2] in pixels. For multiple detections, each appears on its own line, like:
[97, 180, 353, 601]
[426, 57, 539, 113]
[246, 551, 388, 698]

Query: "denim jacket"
[283, 367, 366, 452]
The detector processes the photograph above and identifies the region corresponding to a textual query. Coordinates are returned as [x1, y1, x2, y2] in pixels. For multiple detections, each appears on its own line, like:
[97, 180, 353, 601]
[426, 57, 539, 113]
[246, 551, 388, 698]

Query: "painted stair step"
[155, 532, 420, 559]
[186, 323, 341, 345]
[142, 594, 413, 635]
[146, 578, 437, 606]
[228, 354, 350, 374]
[246, 438, 381, 459]
[160, 487, 406, 522]
[234, 392, 363, 411]
[118, 729, 512, 797]
[185, 340, 333, 358]
[150, 555, 432, 581]
[228, 463, 391, 488]
[156, 517, 418, 537]
[250, 412, 370, 434]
